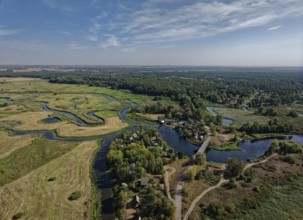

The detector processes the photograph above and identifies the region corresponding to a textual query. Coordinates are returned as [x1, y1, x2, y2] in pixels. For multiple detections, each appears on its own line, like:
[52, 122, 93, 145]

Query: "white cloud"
[58, 31, 71, 36]
[100, 36, 121, 49]
[0, 28, 20, 37]
[42, 0, 76, 14]
[267, 25, 282, 31]
[115, 0, 303, 46]
[66, 42, 87, 50]
[0, 40, 46, 50]
[86, 35, 98, 42]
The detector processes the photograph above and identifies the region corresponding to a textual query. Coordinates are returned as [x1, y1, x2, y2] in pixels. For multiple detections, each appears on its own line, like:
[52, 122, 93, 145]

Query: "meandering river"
[6, 96, 303, 219]
[206, 106, 233, 126]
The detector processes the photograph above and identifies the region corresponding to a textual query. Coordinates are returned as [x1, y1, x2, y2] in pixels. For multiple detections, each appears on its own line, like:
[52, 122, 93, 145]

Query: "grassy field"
[136, 113, 164, 121]
[190, 154, 303, 220]
[0, 111, 67, 131]
[235, 175, 303, 220]
[214, 107, 270, 127]
[0, 141, 98, 220]
[57, 117, 128, 137]
[0, 138, 79, 187]
[0, 77, 154, 219]
[0, 104, 28, 119]
[0, 131, 37, 159]
[37, 93, 123, 122]
[0, 77, 151, 105]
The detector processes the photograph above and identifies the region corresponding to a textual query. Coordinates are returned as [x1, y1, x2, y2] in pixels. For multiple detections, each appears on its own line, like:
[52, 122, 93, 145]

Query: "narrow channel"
[6, 97, 303, 219]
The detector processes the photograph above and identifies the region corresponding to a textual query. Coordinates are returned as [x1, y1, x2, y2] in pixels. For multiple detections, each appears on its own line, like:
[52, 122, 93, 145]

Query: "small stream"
[1, 97, 12, 103]
[207, 107, 233, 126]
[5, 95, 303, 219]
[41, 102, 104, 126]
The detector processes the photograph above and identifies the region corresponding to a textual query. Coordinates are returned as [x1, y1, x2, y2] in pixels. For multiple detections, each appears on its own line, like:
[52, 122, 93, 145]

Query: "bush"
[47, 177, 56, 181]
[280, 155, 295, 164]
[12, 212, 23, 219]
[227, 178, 237, 189]
[253, 186, 261, 193]
[183, 185, 189, 197]
[225, 203, 237, 214]
[288, 111, 298, 118]
[68, 191, 81, 201]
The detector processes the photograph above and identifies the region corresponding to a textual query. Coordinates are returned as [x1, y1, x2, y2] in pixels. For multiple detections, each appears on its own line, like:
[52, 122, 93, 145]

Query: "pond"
[41, 117, 61, 124]
[0, 97, 12, 103]
[206, 135, 303, 163]
[206, 107, 233, 126]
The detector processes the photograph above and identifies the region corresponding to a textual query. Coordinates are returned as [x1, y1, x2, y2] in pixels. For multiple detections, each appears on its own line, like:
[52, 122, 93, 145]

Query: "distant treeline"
[1, 69, 302, 119]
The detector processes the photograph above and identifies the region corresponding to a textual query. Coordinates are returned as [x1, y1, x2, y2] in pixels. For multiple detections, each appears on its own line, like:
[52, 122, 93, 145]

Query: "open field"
[0, 104, 28, 119]
[0, 138, 79, 187]
[0, 77, 41, 82]
[235, 175, 303, 220]
[189, 154, 303, 219]
[0, 141, 98, 220]
[57, 117, 128, 137]
[136, 113, 164, 121]
[37, 93, 123, 122]
[0, 77, 152, 105]
[214, 107, 270, 127]
[0, 131, 37, 159]
[0, 111, 67, 131]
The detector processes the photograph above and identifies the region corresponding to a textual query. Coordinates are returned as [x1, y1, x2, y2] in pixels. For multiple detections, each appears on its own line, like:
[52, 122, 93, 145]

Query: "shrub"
[227, 178, 237, 189]
[12, 212, 23, 219]
[183, 185, 189, 197]
[253, 186, 261, 193]
[47, 177, 56, 181]
[68, 191, 81, 201]
[225, 203, 237, 214]
[280, 155, 295, 164]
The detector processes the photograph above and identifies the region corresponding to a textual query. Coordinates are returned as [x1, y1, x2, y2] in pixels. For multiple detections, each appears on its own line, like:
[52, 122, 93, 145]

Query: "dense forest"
[1, 68, 302, 133]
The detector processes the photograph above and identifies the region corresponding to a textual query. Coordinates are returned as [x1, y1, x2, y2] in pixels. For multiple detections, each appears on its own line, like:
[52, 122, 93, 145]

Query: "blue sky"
[0, 0, 302, 66]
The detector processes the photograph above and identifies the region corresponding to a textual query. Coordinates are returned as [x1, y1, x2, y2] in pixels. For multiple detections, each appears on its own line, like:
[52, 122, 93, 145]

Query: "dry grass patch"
[0, 141, 98, 220]
[0, 105, 28, 119]
[0, 77, 41, 82]
[0, 131, 37, 159]
[0, 104, 27, 113]
[0, 111, 66, 131]
[210, 133, 235, 146]
[57, 117, 128, 137]
[136, 113, 164, 121]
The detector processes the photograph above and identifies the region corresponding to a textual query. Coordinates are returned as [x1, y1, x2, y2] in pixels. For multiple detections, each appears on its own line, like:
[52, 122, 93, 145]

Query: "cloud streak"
[103, 0, 303, 47]
[268, 25, 282, 31]
[66, 42, 87, 50]
[0, 28, 21, 37]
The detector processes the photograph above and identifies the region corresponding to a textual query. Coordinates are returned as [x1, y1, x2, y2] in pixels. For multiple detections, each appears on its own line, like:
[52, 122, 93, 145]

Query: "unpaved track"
[242, 153, 277, 174]
[183, 153, 278, 220]
[164, 165, 176, 206]
[183, 175, 228, 220]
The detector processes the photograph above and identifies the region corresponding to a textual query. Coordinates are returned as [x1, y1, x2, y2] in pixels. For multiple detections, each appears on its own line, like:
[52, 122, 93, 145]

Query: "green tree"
[195, 152, 206, 165]
[224, 158, 244, 178]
